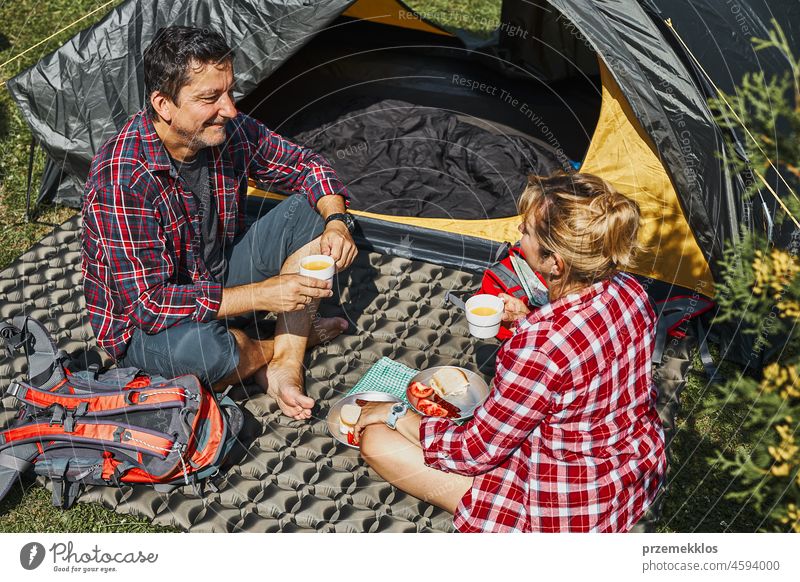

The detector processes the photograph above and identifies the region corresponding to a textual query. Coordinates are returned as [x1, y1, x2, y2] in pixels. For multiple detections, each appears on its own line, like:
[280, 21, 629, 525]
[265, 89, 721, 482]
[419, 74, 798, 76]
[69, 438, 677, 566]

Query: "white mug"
[299, 254, 335, 281]
[464, 294, 504, 339]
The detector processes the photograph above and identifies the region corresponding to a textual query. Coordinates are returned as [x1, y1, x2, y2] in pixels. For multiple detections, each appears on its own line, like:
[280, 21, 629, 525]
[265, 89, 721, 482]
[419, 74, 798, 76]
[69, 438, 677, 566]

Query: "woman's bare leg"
[360, 424, 472, 514]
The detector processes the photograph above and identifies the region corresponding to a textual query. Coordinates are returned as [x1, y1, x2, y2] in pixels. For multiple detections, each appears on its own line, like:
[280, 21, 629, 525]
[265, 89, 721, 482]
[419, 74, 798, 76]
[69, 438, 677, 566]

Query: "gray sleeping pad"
[0, 215, 686, 532]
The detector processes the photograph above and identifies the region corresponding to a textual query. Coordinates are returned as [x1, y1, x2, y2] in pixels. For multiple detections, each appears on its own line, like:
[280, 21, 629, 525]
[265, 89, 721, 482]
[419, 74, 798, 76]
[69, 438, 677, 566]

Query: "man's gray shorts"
[120, 194, 325, 384]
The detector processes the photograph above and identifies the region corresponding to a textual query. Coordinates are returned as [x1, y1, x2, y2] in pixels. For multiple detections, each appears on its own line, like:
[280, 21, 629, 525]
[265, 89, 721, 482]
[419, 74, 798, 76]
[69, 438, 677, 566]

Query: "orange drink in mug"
[299, 254, 335, 281]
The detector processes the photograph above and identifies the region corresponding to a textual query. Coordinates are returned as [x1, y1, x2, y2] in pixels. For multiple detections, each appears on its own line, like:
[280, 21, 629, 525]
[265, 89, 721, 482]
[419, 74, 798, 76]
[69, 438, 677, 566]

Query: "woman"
[354, 172, 666, 533]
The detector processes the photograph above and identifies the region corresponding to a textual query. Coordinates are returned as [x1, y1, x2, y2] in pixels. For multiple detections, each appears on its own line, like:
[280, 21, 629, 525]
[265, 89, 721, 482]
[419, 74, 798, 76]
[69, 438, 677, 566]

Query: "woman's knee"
[360, 425, 423, 478]
[359, 424, 394, 467]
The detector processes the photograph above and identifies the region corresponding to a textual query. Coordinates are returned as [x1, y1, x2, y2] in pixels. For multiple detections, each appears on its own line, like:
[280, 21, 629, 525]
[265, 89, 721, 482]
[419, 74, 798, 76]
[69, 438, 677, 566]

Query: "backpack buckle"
[5, 381, 23, 399]
[48, 403, 86, 433]
[51, 478, 81, 509]
[0, 326, 26, 358]
[87, 363, 102, 380]
[113, 427, 131, 442]
[49, 404, 65, 427]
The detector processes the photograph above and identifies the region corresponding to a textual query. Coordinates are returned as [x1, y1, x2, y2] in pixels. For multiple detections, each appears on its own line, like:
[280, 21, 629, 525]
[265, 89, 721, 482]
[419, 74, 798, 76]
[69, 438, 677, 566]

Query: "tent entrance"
[239, 15, 602, 224]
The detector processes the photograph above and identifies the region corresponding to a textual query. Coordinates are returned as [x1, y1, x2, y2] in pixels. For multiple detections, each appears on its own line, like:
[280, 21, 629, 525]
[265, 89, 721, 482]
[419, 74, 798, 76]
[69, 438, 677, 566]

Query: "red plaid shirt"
[420, 273, 666, 532]
[82, 111, 347, 359]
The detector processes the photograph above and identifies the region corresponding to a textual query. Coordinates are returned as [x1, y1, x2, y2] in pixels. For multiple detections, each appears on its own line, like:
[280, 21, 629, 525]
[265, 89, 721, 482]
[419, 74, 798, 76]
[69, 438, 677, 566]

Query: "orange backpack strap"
[7, 381, 189, 415]
[0, 422, 175, 459]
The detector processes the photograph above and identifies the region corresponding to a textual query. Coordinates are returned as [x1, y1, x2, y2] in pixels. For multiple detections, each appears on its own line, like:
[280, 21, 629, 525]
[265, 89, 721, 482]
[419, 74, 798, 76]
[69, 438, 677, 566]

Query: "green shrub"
[707, 21, 800, 533]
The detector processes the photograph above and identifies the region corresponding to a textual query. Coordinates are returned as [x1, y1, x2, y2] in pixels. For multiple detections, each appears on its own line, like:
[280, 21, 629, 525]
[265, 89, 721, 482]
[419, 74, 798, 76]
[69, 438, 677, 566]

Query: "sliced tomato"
[347, 431, 358, 447]
[425, 402, 449, 417]
[416, 398, 447, 417]
[417, 398, 435, 413]
[409, 381, 434, 399]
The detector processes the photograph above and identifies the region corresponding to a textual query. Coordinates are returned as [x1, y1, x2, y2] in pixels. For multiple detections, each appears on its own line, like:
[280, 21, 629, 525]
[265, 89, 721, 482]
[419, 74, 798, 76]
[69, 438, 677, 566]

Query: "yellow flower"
[751, 248, 800, 298]
[768, 419, 799, 476]
[778, 299, 800, 319]
[781, 504, 800, 533]
[770, 461, 790, 476]
[752, 250, 769, 295]
[761, 364, 800, 400]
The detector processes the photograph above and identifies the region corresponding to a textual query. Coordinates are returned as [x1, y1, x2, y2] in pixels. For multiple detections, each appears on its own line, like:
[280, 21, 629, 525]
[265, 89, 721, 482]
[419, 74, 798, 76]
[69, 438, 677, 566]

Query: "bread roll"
[430, 368, 470, 397]
[339, 404, 361, 434]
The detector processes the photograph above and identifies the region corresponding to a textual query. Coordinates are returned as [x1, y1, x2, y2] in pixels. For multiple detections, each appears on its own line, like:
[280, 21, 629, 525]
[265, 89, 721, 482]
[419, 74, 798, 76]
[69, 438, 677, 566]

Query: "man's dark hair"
[143, 26, 234, 117]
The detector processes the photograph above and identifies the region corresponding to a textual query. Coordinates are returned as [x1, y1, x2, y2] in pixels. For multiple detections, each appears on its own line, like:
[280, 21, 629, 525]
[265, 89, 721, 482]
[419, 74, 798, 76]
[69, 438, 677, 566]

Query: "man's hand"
[321, 220, 358, 270]
[216, 275, 332, 319]
[257, 274, 333, 313]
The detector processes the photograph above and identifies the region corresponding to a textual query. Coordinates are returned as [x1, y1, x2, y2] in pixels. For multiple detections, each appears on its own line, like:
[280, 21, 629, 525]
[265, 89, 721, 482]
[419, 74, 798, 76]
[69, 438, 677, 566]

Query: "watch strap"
[385, 402, 408, 430]
[324, 213, 353, 232]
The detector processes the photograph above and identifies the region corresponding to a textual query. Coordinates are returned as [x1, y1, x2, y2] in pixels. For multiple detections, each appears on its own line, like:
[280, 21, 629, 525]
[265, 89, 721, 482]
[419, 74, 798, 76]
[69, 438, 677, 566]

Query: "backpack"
[479, 243, 548, 340]
[0, 316, 244, 509]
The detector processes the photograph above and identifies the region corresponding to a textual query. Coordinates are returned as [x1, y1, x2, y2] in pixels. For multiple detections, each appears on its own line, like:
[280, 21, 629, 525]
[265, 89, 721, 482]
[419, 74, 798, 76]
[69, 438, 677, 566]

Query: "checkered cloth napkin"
[346, 357, 417, 403]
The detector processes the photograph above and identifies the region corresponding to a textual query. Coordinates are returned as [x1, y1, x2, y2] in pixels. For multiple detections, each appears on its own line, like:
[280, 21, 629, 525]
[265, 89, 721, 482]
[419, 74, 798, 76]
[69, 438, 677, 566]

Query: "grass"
[658, 349, 765, 532]
[405, 0, 503, 38]
[0, 478, 174, 533]
[0, 0, 772, 533]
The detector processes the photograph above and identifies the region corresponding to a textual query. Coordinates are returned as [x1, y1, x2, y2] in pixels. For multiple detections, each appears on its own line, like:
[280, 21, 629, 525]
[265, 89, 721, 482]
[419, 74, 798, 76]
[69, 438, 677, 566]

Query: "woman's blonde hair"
[519, 172, 642, 289]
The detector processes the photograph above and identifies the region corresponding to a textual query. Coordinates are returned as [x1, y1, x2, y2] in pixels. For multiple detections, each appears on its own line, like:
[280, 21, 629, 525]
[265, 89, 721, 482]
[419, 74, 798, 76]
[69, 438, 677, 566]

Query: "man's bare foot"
[308, 316, 348, 347]
[266, 361, 314, 420]
[263, 317, 347, 420]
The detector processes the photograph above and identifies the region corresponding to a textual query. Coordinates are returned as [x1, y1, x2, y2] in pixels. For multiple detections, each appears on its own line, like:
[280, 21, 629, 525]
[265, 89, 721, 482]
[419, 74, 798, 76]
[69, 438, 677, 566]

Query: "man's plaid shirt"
[420, 273, 666, 532]
[81, 111, 347, 359]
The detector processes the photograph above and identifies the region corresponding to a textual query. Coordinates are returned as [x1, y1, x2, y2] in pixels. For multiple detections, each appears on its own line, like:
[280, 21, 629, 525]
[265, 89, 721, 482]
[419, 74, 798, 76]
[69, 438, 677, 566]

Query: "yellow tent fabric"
[580, 63, 715, 293]
[343, 0, 450, 36]
[249, 57, 714, 292]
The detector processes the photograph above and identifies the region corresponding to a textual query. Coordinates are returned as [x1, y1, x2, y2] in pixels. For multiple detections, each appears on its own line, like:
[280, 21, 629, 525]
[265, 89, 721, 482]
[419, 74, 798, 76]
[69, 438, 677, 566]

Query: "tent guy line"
[665, 17, 800, 225]
[0, 0, 119, 77]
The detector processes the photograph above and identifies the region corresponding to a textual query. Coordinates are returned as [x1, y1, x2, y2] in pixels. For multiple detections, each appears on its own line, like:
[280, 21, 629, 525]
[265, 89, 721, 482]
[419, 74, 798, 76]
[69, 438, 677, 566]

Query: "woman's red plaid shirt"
[421, 273, 666, 532]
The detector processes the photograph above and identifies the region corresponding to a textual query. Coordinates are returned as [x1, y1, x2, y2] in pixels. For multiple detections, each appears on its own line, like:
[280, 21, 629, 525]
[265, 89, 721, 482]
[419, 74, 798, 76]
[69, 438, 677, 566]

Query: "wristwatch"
[324, 212, 356, 234]
[385, 402, 408, 430]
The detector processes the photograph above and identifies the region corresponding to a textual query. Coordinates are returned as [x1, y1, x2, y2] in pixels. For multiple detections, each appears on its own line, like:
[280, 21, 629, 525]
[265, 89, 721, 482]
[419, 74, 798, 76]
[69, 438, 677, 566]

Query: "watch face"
[392, 403, 405, 413]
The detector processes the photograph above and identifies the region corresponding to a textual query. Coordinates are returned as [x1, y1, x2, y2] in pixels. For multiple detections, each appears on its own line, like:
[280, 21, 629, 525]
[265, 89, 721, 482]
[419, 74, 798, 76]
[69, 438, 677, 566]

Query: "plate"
[406, 366, 490, 421]
[326, 391, 401, 449]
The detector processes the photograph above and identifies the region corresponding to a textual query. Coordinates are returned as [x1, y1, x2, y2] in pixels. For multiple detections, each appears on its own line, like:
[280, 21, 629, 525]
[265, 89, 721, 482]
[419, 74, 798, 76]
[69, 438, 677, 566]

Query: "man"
[81, 26, 357, 420]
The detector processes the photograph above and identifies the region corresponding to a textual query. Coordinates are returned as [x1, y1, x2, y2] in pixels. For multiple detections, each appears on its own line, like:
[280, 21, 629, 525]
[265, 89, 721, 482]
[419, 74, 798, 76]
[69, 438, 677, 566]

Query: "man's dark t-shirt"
[174, 149, 226, 281]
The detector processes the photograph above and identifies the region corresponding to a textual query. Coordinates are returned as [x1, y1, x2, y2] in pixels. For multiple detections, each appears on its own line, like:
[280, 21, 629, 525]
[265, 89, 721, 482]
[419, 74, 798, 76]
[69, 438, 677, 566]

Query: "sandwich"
[339, 404, 362, 435]
[430, 367, 470, 398]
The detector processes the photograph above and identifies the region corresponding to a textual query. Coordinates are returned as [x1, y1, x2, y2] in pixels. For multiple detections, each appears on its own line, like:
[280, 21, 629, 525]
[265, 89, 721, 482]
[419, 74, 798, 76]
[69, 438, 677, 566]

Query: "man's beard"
[174, 120, 227, 149]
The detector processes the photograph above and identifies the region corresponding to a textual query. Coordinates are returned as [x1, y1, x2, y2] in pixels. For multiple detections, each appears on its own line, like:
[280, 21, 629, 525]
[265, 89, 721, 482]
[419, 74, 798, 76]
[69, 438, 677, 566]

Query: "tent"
[7, 0, 800, 363]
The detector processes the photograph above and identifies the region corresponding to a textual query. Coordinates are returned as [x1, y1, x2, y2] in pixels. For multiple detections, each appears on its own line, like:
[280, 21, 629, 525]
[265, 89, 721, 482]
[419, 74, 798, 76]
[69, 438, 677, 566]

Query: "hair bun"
[599, 192, 641, 270]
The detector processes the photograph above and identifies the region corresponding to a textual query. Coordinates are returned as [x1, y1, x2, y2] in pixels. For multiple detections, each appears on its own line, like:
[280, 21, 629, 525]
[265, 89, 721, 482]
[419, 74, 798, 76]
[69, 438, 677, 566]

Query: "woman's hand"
[352, 401, 393, 445]
[499, 293, 530, 325]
